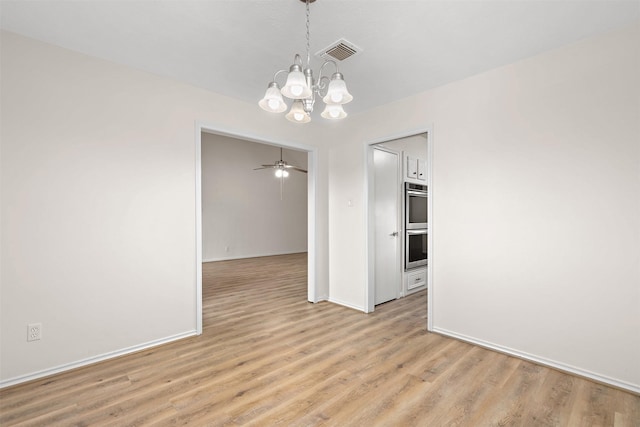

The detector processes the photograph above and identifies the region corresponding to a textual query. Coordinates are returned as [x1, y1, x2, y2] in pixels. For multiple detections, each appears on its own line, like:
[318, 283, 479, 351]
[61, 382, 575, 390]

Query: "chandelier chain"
[305, 0, 311, 67]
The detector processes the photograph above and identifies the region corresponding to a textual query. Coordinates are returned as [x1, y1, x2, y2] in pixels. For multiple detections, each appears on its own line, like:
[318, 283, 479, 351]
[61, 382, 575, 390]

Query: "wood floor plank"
[1, 253, 639, 426]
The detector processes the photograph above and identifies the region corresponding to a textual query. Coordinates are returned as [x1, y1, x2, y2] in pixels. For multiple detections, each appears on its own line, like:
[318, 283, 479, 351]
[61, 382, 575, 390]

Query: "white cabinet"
[406, 156, 427, 182]
[405, 268, 427, 293]
[406, 156, 418, 180]
[417, 159, 427, 181]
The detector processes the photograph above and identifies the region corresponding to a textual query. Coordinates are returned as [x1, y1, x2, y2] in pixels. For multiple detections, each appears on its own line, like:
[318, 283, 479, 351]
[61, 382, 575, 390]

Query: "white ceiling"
[1, 1, 638, 117]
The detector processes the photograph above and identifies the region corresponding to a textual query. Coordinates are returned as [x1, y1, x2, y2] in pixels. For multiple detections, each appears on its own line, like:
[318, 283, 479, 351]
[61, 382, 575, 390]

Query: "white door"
[373, 148, 400, 305]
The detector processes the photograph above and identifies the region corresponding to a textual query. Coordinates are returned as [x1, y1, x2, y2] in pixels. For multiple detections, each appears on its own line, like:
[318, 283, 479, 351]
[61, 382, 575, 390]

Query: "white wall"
[377, 134, 428, 162]
[330, 24, 640, 391]
[0, 31, 330, 384]
[327, 140, 369, 309]
[201, 133, 307, 261]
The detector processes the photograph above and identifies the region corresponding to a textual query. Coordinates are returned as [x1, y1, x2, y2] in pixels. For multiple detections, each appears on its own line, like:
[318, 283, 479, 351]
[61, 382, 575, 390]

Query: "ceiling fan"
[254, 147, 307, 200]
[253, 147, 307, 177]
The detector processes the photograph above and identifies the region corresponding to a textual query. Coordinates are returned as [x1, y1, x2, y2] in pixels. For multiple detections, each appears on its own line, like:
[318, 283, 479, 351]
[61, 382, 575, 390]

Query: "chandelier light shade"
[285, 99, 311, 123]
[321, 103, 347, 120]
[323, 72, 353, 105]
[258, 81, 287, 113]
[258, 0, 353, 123]
[281, 64, 313, 99]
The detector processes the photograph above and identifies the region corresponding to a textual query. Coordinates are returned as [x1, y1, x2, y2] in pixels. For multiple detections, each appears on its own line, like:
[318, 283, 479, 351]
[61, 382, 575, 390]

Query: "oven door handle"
[407, 229, 428, 235]
[406, 190, 427, 197]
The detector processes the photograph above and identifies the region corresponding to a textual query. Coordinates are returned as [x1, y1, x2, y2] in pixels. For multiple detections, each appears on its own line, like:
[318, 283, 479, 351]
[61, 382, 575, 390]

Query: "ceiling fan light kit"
[259, 0, 353, 123]
[275, 169, 289, 178]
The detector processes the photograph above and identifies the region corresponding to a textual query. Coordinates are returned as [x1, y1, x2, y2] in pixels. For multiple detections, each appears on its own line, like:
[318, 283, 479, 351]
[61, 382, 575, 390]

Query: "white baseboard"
[203, 250, 307, 263]
[0, 330, 197, 389]
[328, 297, 365, 312]
[433, 327, 640, 394]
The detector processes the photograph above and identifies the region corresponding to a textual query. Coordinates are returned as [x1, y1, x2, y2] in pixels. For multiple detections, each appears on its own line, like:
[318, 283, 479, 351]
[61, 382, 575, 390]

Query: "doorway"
[365, 129, 432, 331]
[195, 123, 318, 334]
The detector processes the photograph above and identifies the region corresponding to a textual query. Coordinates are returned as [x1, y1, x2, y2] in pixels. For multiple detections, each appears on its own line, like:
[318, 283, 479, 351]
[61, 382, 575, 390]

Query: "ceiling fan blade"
[283, 164, 305, 170]
[290, 166, 308, 173]
[253, 166, 276, 170]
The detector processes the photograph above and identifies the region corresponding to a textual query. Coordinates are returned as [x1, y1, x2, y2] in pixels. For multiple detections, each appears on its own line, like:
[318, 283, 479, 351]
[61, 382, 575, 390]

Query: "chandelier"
[259, 0, 353, 123]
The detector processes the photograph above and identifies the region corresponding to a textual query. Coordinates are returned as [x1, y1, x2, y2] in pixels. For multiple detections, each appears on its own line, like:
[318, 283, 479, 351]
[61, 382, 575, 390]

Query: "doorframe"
[195, 121, 318, 335]
[364, 126, 434, 332]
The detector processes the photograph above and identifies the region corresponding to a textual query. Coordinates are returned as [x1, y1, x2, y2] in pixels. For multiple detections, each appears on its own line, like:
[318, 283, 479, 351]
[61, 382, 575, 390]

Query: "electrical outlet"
[27, 323, 42, 342]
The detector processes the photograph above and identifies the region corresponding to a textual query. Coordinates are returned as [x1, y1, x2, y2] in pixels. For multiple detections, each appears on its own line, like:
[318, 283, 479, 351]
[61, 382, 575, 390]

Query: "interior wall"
[377, 134, 428, 160]
[331, 24, 640, 390]
[327, 140, 368, 309]
[201, 134, 307, 261]
[0, 31, 329, 384]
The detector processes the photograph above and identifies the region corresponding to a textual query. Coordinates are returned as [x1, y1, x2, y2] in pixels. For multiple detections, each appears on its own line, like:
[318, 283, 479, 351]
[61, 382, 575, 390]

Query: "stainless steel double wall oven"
[405, 183, 428, 269]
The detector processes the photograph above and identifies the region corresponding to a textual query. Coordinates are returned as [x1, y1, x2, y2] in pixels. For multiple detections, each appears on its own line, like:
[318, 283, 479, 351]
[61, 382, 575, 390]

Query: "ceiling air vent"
[316, 39, 362, 62]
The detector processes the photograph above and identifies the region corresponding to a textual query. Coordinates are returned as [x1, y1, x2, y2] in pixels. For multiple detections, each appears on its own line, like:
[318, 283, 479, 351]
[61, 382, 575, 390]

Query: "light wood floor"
[1, 253, 638, 426]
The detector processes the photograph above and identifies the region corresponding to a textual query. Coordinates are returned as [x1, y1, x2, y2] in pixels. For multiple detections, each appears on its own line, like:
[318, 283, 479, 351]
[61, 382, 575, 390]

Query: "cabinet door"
[417, 159, 427, 181]
[406, 156, 418, 179]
